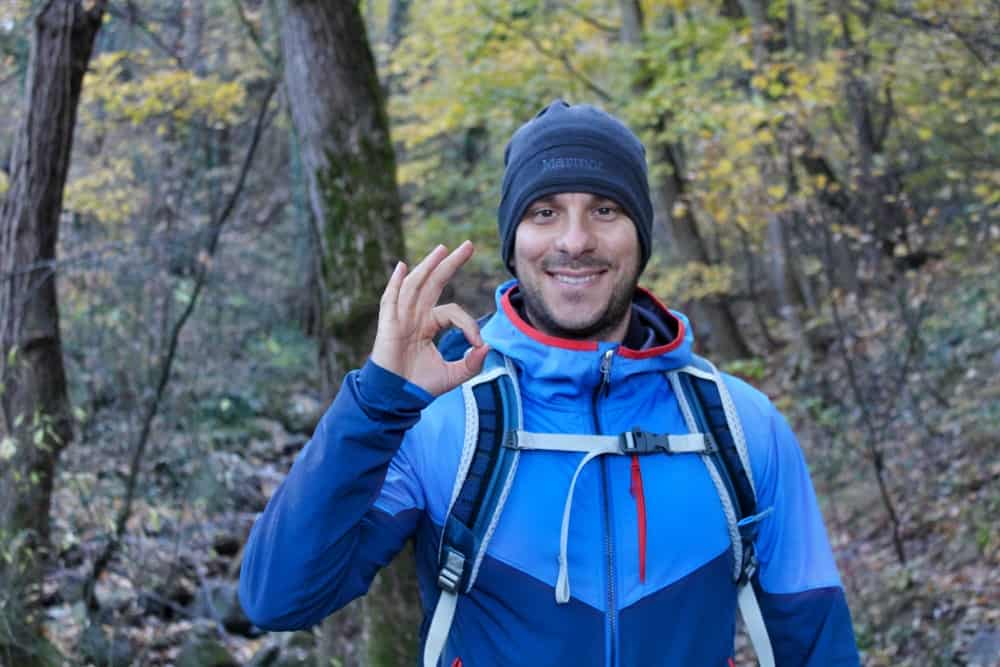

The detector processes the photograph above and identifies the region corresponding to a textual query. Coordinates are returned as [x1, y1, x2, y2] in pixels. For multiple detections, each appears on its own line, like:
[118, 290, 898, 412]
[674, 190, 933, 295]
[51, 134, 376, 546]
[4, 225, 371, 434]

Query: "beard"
[517, 256, 640, 341]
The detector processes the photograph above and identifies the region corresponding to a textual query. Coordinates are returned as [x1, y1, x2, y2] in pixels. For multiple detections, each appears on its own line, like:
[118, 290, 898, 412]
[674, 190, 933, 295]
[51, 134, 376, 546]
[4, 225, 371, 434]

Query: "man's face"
[512, 192, 641, 342]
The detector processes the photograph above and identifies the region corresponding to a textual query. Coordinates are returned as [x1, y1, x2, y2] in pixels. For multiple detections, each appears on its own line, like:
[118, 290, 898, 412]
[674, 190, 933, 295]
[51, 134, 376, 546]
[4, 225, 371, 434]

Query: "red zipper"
[629, 454, 647, 582]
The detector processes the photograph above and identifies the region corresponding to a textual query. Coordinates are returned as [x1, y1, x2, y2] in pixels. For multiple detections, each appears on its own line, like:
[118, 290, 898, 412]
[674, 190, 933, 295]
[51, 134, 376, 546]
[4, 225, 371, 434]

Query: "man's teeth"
[553, 274, 596, 285]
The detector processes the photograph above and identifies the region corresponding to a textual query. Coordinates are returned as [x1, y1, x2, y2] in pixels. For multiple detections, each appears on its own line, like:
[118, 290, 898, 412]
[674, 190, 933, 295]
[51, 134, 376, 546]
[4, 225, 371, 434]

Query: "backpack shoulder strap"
[671, 354, 775, 667]
[424, 350, 521, 667]
[678, 355, 757, 522]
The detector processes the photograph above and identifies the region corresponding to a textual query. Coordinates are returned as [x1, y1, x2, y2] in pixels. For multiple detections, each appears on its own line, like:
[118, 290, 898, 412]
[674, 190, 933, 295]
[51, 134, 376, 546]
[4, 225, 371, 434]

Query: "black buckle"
[620, 428, 669, 454]
[620, 429, 715, 455]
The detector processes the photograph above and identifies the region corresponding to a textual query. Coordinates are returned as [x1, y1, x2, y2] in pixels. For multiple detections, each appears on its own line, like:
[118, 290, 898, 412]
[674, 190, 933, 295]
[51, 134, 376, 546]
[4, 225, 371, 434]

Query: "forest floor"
[40, 269, 1000, 667]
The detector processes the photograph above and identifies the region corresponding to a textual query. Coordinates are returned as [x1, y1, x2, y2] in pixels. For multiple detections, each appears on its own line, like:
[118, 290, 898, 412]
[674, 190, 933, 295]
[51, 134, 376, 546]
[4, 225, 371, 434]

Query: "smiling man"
[514, 192, 640, 342]
[239, 101, 860, 666]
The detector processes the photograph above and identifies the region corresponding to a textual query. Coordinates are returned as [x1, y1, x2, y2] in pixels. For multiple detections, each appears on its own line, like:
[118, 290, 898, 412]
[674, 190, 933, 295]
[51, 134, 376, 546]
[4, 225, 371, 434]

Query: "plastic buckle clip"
[502, 430, 519, 450]
[437, 548, 465, 594]
[621, 429, 667, 454]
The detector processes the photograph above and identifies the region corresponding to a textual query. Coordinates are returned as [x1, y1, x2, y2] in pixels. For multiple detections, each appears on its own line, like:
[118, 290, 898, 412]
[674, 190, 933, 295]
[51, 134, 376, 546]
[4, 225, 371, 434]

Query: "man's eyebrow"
[528, 197, 557, 207]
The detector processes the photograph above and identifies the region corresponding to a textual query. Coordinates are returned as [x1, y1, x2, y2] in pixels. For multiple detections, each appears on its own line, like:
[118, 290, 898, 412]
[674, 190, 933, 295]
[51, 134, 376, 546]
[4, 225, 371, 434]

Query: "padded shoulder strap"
[673, 357, 775, 667]
[425, 351, 521, 667]
[683, 358, 756, 520]
[438, 351, 521, 592]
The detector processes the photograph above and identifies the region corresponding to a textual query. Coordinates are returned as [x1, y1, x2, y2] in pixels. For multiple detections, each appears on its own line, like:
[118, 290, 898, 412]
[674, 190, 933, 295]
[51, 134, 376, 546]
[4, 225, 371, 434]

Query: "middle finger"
[415, 241, 474, 314]
[398, 244, 449, 313]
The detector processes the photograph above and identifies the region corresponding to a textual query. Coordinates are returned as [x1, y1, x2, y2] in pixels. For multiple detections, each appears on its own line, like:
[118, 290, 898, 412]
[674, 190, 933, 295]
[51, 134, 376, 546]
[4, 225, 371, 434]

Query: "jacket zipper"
[593, 349, 616, 667]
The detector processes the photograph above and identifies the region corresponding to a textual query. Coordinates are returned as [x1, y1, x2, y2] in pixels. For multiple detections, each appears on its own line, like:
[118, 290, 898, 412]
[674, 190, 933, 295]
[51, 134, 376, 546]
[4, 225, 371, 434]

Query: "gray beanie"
[497, 100, 654, 272]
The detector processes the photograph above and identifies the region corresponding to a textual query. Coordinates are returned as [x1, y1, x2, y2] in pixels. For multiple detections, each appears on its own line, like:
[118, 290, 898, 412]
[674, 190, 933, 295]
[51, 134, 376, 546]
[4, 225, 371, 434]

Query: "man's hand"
[371, 241, 490, 397]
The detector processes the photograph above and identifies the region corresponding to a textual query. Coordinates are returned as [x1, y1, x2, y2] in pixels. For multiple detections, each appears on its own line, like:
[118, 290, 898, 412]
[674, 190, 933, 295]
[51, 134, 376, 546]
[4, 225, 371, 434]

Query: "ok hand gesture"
[371, 241, 490, 397]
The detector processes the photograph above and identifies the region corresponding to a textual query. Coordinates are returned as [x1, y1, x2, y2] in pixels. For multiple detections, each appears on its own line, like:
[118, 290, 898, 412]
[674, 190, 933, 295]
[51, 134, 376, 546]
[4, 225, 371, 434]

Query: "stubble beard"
[518, 261, 640, 341]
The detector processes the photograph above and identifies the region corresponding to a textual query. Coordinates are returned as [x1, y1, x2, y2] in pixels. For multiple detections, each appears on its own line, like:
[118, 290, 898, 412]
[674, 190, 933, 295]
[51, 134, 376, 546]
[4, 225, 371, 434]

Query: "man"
[239, 101, 860, 665]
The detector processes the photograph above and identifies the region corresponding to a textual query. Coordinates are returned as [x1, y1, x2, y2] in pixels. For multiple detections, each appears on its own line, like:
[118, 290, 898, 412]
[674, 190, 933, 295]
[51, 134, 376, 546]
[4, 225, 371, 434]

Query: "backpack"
[426, 323, 776, 667]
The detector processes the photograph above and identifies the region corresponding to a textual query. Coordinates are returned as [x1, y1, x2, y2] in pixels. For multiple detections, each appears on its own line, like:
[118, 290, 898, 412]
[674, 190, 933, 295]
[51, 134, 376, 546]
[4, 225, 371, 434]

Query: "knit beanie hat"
[497, 100, 654, 273]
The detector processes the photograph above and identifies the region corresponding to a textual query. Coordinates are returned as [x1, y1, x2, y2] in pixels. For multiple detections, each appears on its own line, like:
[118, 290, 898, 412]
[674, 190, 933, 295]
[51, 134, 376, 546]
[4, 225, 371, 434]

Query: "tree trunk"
[654, 143, 752, 358]
[619, 0, 752, 360]
[282, 0, 405, 399]
[0, 1, 105, 663]
[280, 2, 417, 664]
[182, 0, 205, 72]
[386, 0, 412, 51]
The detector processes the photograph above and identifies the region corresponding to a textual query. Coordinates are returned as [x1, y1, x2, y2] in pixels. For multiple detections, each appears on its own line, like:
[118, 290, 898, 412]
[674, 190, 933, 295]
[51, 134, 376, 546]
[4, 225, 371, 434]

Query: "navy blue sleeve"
[726, 376, 860, 666]
[238, 360, 433, 630]
[754, 581, 860, 666]
[753, 406, 860, 666]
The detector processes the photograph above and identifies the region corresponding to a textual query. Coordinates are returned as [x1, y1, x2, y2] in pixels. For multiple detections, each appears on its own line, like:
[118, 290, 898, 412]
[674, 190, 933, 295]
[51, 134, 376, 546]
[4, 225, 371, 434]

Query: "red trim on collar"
[616, 286, 686, 359]
[501, 287, 599, 351]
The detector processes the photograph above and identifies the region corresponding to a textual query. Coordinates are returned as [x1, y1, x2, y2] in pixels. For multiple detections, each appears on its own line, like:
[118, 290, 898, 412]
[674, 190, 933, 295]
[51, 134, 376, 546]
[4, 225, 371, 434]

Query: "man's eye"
[595, 206, 618, 218]
[532, 208, 555, 219]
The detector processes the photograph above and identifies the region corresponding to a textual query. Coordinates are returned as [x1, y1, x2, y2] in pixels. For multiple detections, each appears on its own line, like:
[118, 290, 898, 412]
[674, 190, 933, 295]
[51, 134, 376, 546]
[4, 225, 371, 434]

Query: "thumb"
[451, 344, 490, 385]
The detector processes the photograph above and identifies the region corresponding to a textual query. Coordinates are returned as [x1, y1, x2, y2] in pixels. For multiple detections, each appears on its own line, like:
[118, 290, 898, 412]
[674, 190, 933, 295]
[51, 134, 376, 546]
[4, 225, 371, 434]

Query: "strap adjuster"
[503, 430, 519, 450]
[437, 548, 465, 593]
[621, 428, 669, 454]
[738, 545, 758, 586]
[620, 429, 713, 455]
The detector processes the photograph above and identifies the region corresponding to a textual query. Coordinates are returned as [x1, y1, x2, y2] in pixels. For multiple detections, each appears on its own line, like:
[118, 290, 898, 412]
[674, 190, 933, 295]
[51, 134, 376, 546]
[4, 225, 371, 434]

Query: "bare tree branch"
[475, 2, 614, 102]
[81, 80, 278, 613]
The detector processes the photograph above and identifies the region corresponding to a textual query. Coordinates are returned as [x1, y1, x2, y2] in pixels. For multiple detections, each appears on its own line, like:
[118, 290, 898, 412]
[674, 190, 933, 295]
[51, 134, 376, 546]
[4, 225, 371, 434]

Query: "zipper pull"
[599, 349, 613, 397]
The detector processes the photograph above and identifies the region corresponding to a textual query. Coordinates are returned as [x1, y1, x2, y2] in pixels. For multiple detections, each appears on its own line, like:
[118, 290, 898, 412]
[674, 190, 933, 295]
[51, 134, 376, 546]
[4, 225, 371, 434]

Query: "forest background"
[0, 0, 997, 666]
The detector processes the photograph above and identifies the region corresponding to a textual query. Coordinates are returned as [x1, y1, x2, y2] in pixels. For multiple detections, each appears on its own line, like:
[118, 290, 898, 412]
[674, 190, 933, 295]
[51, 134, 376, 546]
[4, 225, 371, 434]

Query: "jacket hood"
[480, 279, 694, 406]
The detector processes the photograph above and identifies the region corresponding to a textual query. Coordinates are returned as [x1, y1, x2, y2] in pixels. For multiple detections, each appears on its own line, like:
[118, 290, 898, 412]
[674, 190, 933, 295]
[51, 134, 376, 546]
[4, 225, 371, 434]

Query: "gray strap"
[623, 431, 708, 454]
[738, 582, 776, 667]
[423, 589, 458, 667]
[668, 372, 743, 581]
[555, 448, 609, 604]
[511, 430, 709, 455]
[681, 360, 757, 498]
[514, 430, 621, 454]
[512, 428, 711, 605]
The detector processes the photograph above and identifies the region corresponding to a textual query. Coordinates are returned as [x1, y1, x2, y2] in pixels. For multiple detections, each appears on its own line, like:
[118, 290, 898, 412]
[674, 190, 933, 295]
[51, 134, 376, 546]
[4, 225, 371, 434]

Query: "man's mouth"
[547, 270, 606, 285]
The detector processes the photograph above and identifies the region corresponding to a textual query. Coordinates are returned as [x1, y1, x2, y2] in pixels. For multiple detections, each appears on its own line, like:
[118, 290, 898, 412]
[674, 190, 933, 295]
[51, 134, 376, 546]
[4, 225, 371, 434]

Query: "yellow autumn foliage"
[83, 51, 246, 129]
[647, 260, 737, 302]
[64, 158, 139, 226]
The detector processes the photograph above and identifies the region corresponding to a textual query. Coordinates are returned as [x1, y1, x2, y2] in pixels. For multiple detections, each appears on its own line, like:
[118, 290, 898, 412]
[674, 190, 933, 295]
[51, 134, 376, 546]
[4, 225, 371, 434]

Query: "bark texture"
[280, 2, 417, 664]
[620, 0, 752, 359]
[0, 1, 106, 663]
[282, 0, 406, 398]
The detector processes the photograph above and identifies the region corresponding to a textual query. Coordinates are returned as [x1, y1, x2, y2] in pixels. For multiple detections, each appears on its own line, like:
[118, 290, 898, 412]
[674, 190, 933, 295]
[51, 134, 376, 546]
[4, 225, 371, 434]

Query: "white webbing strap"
[515, 431, 619, 453]
[509, 429, 709, 604]
[512, 430, 709, 455]
[737, 582, 776, 667]
[423, 589, 458, 667]
[555, 448, 612, 603]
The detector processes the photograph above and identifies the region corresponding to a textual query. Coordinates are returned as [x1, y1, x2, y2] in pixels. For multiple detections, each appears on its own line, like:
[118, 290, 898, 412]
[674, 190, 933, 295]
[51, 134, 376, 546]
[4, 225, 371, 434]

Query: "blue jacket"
[239, 281, 860, 666]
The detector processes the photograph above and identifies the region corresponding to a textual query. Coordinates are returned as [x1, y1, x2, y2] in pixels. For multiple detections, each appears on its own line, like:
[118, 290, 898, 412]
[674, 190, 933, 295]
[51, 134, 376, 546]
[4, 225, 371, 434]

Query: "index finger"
[416, 240, 475, 312]
[378, 260, 407, 324]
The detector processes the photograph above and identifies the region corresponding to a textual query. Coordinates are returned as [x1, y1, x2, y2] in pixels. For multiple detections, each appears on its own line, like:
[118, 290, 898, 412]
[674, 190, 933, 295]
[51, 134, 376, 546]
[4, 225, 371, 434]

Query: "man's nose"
[554, 211, 597, 256]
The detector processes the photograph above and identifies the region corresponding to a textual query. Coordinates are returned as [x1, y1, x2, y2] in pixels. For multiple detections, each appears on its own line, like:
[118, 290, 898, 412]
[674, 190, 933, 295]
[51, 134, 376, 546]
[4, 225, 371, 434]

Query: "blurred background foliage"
[0, 0, 996, 665]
